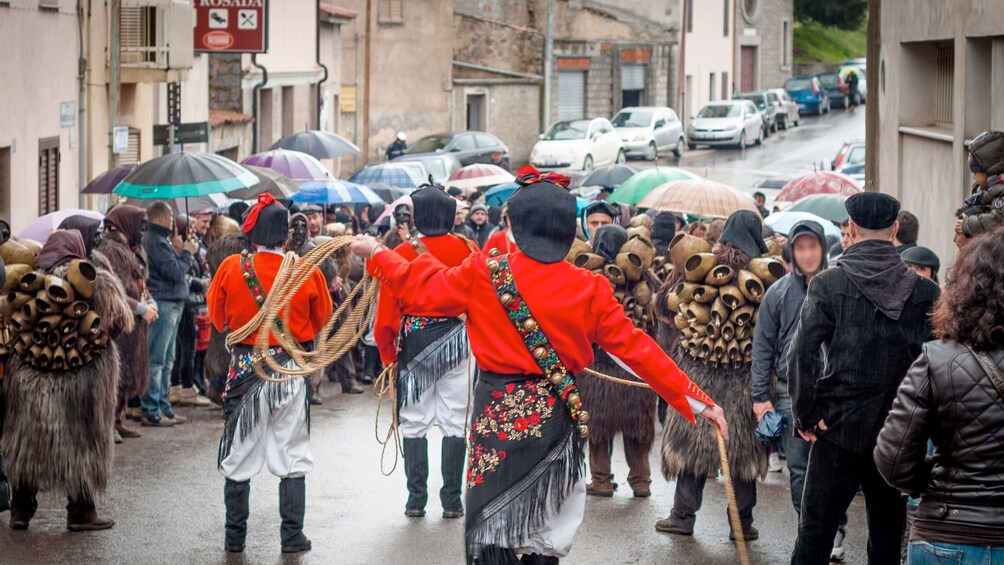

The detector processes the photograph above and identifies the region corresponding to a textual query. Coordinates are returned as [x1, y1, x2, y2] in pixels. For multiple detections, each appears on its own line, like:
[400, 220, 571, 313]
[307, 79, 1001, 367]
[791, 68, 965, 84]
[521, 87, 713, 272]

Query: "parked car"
[840, 162, 865, 185]
[785, 76, 830, 115]
[392, 153, 462, 185]
[686, 100, 764, 150]
[733, 91, 780, 136]
[611, 106, 686, 160]
[817, 72, 850, 109]
[831, 140, 866, 172]
[530, 118, 625, 172]
[403, 131, 509, 167]
[768, 88, 800, 129]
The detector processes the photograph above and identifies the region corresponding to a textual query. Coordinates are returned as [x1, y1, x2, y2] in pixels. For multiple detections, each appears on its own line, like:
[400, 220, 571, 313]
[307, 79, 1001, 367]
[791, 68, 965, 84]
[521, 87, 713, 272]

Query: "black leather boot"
[521, 553, 559, 564]
[66, 495, 114, 532]
[403, 437, 429, 517]
[8, 487, 37, 530]
[279, 477, 311, 553]
[441, 436, 466, 518]
[224, 479, 250, 552]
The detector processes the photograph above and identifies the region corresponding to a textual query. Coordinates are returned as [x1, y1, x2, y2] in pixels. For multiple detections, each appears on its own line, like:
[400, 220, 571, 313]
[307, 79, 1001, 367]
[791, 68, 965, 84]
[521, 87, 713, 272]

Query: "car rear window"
[735, 94, 767, 110]
[698, 105, 741, 118]
[612, 110, 653, 128]
[786, 78, 813, 90]
[817, 74, 840, 87]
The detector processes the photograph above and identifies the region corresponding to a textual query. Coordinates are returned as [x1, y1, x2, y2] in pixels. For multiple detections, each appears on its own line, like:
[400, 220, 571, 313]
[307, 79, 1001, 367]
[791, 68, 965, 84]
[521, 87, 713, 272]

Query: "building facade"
[733, 0, 794, 93]
[681, 0, 735, 124]
[874, 0, 1004, 267]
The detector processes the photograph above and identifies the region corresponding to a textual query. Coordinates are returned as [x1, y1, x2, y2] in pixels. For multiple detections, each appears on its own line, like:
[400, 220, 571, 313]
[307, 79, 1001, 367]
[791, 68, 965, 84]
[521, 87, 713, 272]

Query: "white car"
[530, 118, 626, 172]
[687, 101, 764, 150]
[612, 106, 686, 160]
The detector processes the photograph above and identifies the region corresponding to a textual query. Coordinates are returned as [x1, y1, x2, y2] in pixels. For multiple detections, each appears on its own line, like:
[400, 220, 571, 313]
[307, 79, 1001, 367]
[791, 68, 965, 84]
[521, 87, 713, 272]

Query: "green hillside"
[793, 20, 867, 65]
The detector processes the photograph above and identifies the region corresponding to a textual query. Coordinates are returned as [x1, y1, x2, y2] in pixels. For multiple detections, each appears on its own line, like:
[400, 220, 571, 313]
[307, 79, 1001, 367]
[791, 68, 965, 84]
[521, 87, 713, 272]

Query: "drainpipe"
[77, 0, 88, 206]
[108, 0, 120, 171]
[542, 0, 553, 130]
[362, 0, 372, 164]
[251, 53, 268, 153]
[316, 0, 328, 130]
[678, 0, 688, 127]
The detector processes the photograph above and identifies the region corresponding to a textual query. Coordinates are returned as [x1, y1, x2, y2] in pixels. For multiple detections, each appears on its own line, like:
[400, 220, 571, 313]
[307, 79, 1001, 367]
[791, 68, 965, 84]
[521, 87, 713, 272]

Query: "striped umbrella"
[446, 164, 515, 190]
[269, 130, 360, 159]
[638, 179, 759, 218]
[606, 167, 700, 205]
[291, 180, 383, 205]
[775, 171, 862, 203]
[241, 149, 332, 182]
[113, 152, 257, 199]
[349, 164, 424, 189]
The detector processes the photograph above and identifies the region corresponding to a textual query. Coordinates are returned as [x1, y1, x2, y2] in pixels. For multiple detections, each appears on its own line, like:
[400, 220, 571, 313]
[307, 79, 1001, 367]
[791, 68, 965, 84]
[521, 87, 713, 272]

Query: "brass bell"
[578, 425, 590, 439]
[243, 271, 252, 280]
[500, 292, 514, 306]
[523, 317, 538, 332]
[549, 373, 564, 386]
[488, 248, 501, 257]
[256, 295, 265, 304]
[487, 259, 500, 274]
[533, 346, 548, 360]
[568, 393, 581, 406]
[577, 410, 590, 424]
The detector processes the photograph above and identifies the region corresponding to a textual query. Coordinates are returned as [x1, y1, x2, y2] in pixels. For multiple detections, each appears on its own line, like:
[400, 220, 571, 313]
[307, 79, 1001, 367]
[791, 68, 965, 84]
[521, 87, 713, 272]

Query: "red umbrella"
[775, 171, 862, 203]
[446, 164, 514, 190]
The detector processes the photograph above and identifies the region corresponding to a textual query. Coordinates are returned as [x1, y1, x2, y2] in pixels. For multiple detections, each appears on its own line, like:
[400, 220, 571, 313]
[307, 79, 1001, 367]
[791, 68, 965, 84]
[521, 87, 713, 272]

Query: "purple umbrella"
[18, 209, 105, 243]
[81, 164, 138, 194]
[241, 149, 332, 182]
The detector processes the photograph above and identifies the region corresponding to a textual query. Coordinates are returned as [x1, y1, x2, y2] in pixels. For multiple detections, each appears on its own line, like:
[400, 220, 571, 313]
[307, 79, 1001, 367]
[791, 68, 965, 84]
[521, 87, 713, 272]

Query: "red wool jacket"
[481, 229, 519, 257]
[369, 234, 480, 364]
[367, 249, 713, 423]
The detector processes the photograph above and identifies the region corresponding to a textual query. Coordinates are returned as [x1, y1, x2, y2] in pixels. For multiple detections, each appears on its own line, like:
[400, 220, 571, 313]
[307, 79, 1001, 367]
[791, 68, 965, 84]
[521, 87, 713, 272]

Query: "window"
[722, 72, 730, 99]
[686, 0, 693, 33]
[743, 0, 758, 20]
[38, 137, 60, 216]
[281, 86, 294, 136]
[115, 128, 141, 166]
[378, 0, 403, 25]
[120, 6, 157, 66]
[935, 43, 954, 128]
[558, 71, 586, 121]
[451, 135, 476, 152]
[685, 75, 693, 119]
[474, 134, 498, 148]
[709, 73, 717, 101]
[782, 20, 791, 67]
[723, 0, 730, 36]
[260, 88, 273, 149]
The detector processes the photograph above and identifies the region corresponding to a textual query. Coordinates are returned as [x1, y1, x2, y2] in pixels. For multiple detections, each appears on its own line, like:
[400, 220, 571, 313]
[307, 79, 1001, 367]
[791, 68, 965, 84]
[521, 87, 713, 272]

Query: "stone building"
[733, 0, 794, 93]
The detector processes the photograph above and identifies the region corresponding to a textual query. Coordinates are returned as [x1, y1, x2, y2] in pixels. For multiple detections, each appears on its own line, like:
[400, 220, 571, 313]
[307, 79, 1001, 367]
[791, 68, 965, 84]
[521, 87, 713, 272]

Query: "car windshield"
[407, 135, 453, 154]
[543, 120, 589, 141]
[612, 111, 653, 128]
[818, 74, 840, 87]
[421, 159, 447, 178]
[698, 105, 740, 118]
[735, 95, 766, 110]
[786, 78, 813, 91]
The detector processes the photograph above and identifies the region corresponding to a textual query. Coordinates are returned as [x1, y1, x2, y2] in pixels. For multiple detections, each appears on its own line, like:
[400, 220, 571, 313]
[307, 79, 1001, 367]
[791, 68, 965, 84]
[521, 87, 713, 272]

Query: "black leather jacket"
[875, 340, 1004, 532]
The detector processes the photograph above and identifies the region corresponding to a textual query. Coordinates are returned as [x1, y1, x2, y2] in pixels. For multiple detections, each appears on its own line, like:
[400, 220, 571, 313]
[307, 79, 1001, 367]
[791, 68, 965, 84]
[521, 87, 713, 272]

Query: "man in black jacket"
[787, 193, 940, 565]
[141, 202, 198, 427]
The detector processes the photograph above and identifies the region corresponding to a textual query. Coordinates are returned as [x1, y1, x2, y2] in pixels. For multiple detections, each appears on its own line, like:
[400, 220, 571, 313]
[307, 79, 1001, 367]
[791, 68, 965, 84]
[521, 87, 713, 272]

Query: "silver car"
[611, 106, 686, 160]
[768, 88, 800, 130]
[687, 101, 764, 149]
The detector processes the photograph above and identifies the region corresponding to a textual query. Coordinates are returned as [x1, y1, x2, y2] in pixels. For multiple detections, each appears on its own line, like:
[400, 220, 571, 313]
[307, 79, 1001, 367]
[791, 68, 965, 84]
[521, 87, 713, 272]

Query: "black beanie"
[507, 181, 577, 263]
[245, 202, 289, 247]
[412, 185, 456, 237]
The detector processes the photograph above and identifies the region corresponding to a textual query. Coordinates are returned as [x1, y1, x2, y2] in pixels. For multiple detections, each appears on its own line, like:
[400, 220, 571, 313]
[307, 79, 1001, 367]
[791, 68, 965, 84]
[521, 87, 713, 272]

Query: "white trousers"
[398, 357, 472, 439]
[220, 378, 313, 482]
[514, 479, 587, 558]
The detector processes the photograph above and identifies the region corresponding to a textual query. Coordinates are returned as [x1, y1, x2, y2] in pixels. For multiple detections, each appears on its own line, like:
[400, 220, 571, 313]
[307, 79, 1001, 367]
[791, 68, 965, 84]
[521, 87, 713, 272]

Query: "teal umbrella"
[113, 152, 258, 200]
[606, 167, 700, 205]
[787, 193, 850, 222]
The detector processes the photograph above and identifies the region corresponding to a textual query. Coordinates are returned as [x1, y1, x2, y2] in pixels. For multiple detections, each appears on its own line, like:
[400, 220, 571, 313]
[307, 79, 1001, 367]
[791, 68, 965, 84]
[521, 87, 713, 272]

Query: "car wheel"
[645, 142, 658, 161]
[771, 119, 778, 134]
[738, 131, 747, 149]
[688, 143, 697, 151]
[794, 115, 800, 127]
[780, 116, 788, 130]
[843, 95, 849, 109]
[583, 155, 594, 172]
[673, 138, 685, 157]
[615, 150, 626, 165]
[763, 124, 771, 139]
[755, 127, 763, 146]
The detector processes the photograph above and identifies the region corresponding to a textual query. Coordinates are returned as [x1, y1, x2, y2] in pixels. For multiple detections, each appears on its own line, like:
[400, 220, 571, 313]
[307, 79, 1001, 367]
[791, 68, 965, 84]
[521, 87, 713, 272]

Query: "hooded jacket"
[751, 220, 828, 408]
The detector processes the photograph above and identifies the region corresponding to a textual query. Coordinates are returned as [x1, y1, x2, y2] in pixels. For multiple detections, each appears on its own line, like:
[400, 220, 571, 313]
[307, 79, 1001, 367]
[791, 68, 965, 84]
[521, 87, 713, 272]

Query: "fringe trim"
[465, 428, 585, 561]
[217, 366, 305, 468]
[398, 323, 469, 406]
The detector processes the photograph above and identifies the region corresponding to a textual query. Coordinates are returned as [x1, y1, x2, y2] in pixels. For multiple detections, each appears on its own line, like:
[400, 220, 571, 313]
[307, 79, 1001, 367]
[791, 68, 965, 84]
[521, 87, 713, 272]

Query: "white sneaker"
[769, 452, 782, 472]
[830, 530, 846, 562]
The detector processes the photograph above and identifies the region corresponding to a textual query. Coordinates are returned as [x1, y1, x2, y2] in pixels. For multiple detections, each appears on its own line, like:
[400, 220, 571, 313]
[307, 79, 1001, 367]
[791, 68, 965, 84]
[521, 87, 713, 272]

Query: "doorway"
[466, 94, 486, 131]
[741, 46, 758, 92]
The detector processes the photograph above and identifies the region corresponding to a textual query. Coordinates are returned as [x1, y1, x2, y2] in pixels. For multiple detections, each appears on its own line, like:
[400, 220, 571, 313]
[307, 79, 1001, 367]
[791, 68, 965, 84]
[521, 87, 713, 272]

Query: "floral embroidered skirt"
[465, 371, 585, 563]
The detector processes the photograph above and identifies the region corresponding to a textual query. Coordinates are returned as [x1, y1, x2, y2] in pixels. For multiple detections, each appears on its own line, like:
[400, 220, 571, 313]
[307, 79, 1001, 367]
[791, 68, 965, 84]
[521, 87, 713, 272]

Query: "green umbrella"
[113, 152, 258, 200]
[606, 167, 700, 205]
[787, 193, 849, 222]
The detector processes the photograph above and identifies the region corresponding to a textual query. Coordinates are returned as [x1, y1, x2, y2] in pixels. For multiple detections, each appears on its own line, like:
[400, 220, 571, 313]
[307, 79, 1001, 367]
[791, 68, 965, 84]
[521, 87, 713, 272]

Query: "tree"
[794, 0, 867, 30]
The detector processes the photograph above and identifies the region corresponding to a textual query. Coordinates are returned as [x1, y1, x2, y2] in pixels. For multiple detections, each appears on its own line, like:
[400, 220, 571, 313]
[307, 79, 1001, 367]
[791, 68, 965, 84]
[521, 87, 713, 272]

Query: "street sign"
[167, 82, 181, 125]
[194, 0, 267, 54]
[153, 122, 210, 146]
[60, 101, 75, 128]
[113, 127, 130, 154]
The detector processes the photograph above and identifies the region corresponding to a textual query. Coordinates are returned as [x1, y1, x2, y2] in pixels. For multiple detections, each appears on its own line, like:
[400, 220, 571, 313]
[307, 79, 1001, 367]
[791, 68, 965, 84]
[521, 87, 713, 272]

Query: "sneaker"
[141, 415, 175, 427]
[114, 430, 123, 444]
[162, 411, 187, 425]
[769, 452, 783, 472]
[167, 385, 182, 405]
[830, 530, 847, 562]
[177, 387, 212, 407]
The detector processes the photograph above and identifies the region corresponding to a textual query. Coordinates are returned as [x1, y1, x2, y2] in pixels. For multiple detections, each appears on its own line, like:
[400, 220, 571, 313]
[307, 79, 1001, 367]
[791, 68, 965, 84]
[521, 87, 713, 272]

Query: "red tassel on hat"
[242, 193, 277, 234]
[515, 165, 542, 185]
[541, 171, 571, 189]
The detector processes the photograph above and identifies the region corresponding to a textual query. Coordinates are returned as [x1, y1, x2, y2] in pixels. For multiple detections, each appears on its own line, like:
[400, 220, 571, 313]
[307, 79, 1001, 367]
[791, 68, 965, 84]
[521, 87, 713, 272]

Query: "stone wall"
[209, 54, 243, 112]
[735, 0, 794, 91]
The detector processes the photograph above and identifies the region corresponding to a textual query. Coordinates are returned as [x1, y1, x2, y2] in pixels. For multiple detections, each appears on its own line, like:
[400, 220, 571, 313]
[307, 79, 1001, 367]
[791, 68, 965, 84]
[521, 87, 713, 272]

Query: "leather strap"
[966, 346, 1004, 402]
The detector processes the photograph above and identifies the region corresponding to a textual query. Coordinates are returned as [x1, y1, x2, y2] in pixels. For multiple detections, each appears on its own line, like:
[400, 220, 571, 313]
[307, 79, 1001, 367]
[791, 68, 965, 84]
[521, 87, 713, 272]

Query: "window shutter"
[934, 44, 954, 128]
[378, 0, 403, 24]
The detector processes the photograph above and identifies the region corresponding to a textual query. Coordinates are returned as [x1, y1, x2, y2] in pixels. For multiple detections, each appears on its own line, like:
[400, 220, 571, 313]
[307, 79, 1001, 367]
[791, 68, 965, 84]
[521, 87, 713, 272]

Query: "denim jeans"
[142, 300, 184, 417]
[908, 542, 1004, 565]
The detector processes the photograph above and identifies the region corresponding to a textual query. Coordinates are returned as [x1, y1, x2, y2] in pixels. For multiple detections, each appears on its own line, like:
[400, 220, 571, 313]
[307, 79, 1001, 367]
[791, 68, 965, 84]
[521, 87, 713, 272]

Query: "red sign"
[194, 0, 267, 54]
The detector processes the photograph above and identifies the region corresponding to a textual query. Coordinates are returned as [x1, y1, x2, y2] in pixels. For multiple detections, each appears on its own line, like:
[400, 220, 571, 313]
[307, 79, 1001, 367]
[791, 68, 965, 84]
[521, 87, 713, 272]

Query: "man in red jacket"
[207, 194, 333, 555]
[352, 180, 727, 565]
[371, 184, 479, 519]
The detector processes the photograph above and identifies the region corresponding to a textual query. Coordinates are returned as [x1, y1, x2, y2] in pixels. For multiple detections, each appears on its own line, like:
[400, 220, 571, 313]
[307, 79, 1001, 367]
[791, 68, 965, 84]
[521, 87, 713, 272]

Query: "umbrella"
[291, 180, 383, 205]
[19, 209, 105, 242]
[366, 182, 408, 203]
[580, 164, 637, 189]
[130, 193, 234, 216]
[775, 171, 862, 203]
[269, 130, 360, 159]
[241, 149, 332, 182]
[446, 164, 515, 190]
[765, 211, 841, 238]
[606, 167, 700, 205]
[114, 152, 258, 200]
[82, 164, 137, 194]
[223, 165, 298, 200]
[638, 179, 759, 219]
[349, 164, 424, 189]
[484, 182, 521, 207]
[787, 193, 851, 222]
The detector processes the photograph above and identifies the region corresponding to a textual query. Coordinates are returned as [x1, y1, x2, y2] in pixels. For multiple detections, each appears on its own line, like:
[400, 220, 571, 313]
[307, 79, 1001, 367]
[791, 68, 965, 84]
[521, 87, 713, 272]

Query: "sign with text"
[113, 127, 130, 154]
[194, 0, 267, 54]
[153, 122, 210, 146]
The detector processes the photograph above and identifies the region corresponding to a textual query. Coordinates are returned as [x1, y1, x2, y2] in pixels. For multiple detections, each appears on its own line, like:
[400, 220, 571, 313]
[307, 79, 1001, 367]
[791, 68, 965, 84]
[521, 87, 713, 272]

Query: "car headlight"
[632, 134, 647, 142]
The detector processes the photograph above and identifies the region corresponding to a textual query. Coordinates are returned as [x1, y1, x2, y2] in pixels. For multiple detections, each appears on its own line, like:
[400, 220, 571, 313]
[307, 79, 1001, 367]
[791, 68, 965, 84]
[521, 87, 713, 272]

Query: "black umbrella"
[580, 164, 638, 189]
[82, 164, 137, 194]
[366, 182, 408, 203]
[227, 165, 298, 200]
[269, 130, 360, 159]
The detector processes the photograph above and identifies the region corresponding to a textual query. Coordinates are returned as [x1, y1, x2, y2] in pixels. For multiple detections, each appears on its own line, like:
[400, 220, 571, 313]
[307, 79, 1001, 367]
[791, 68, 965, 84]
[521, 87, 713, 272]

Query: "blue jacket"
[144, 223, 193, 302]
[750, 220, 828, 405]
